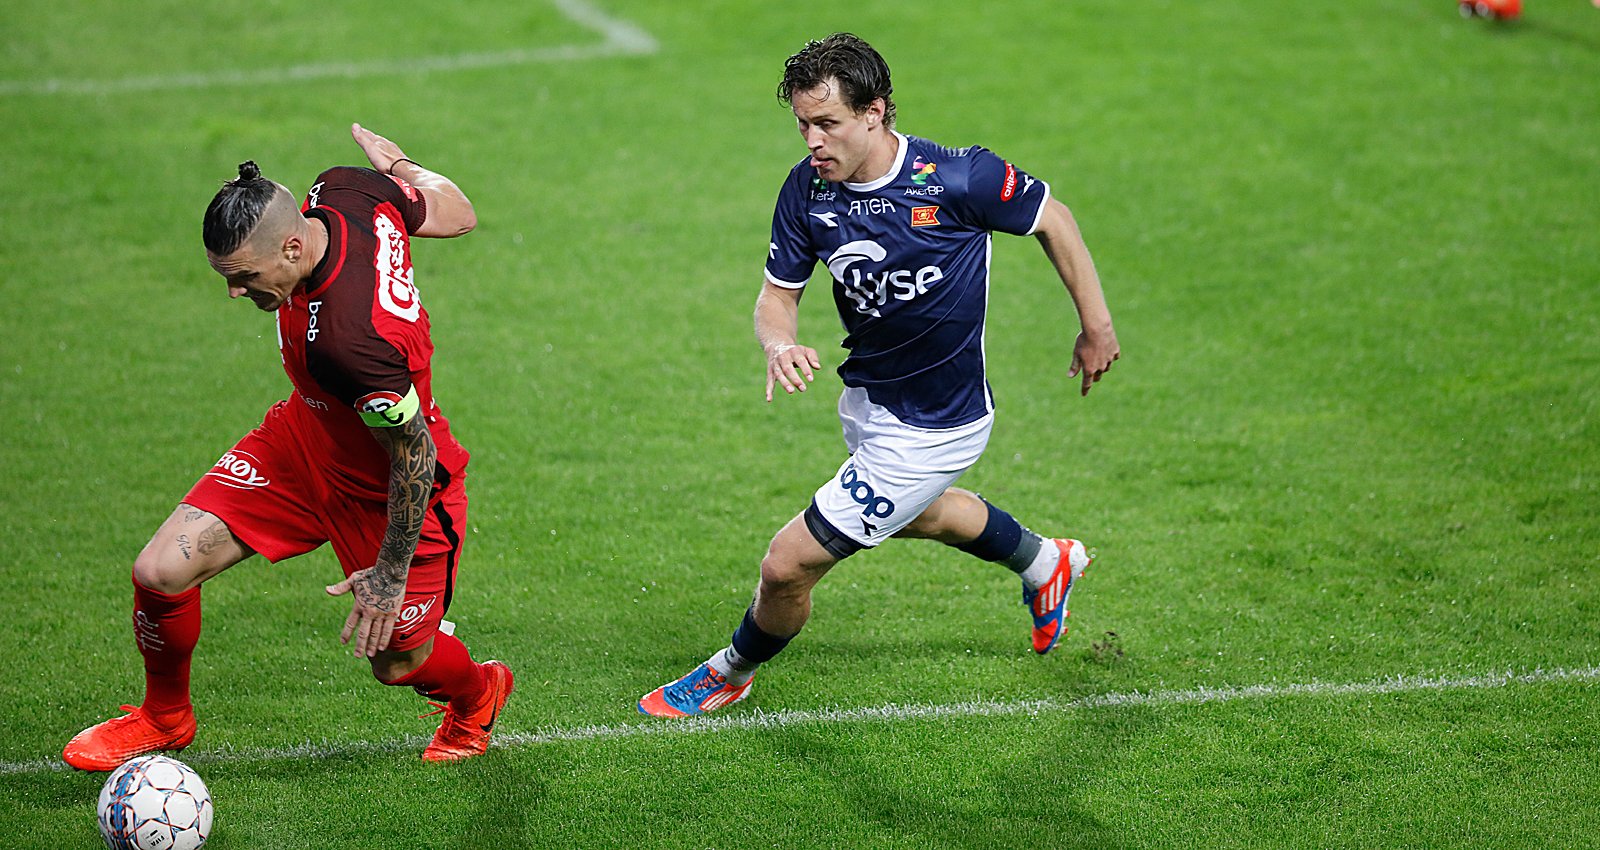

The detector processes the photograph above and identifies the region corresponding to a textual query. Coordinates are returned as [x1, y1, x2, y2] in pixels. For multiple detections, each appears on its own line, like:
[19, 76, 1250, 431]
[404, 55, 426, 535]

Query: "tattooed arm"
[325, 414, 437, 658]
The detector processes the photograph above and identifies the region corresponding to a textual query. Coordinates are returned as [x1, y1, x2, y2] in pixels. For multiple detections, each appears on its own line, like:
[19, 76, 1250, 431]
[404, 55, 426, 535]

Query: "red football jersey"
[271, 166, 470, 501]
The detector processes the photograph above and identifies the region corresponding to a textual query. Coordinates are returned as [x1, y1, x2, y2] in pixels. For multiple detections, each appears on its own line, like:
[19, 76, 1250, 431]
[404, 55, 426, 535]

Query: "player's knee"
[758, 551, 815, 598]
[132, 549, 198, 595]
[370, 647, 428, 684]
[369, 658, 407, 684]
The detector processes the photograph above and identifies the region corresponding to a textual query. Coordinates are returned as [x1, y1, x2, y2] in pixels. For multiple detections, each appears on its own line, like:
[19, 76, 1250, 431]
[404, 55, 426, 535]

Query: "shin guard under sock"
[387, 632, 487, 704]
[132, 576, 201, 720]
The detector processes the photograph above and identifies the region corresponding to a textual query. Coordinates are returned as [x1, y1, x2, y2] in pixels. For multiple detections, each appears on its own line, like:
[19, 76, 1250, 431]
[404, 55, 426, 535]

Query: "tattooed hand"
[326, 565, 406, 658]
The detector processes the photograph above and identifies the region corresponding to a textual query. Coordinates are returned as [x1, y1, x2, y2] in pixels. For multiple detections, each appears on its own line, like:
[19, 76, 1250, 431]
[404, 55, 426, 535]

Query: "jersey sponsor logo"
[811, 190, 837, 201]
[911, 206, 940, 227]
[848, 197, 893, 217]
[387, 174, 419, 202]
[825, 240, 946, 317]
[306, 181, 324, 209]
[1001, 162, 1017, 202]
[373, 208, 421, 322]
[839, 463, 895, 529]
[396, 594, 438, 633]
[206, 450, 271, 490]
[300, 394, 329, 412]
[911, 156, 938, 186]
[357, 390, 407, 426]
[306, 300, 323, 342]
[904, 184, 944, 197]
[811, 211, 840, 228]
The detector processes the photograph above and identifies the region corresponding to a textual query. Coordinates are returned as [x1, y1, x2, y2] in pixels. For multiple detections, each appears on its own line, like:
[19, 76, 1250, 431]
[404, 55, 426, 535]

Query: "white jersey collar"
[844, 130, 909, 193]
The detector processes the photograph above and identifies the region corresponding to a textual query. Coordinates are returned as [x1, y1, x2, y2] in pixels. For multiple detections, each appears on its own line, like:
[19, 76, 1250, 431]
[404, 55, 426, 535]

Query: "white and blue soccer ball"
[96, 755, 213, 850]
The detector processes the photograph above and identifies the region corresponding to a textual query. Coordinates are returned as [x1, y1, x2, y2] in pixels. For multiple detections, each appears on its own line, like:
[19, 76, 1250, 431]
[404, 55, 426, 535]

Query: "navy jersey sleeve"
[308, 167, 429, 235]
[959, 147, 1050, 236]
[763, 163, 817, 288]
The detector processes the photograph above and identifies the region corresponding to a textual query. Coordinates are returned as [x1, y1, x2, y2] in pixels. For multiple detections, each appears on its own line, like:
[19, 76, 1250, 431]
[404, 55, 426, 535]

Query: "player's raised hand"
[350, 123, 408, 175]
[325, 566, 404, 658]
[1068, 328, 1120, 397]
[766, 342, 823, 402]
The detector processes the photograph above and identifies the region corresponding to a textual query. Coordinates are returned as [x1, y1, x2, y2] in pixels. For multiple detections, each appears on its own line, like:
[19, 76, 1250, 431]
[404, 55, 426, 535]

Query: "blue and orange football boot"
[1024, 538, 1091, 654]
[638, 662, 753, 717]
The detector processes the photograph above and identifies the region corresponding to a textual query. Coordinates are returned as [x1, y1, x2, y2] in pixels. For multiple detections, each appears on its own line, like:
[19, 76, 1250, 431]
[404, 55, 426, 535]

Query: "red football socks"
[131, 576, 201, 722]
[388, 633, 487, 704]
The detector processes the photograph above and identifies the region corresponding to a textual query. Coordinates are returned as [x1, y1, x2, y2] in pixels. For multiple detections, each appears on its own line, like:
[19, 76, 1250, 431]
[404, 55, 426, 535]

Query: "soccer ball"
[97, 755, 213, 850]
[1458, 0, 1522, 20]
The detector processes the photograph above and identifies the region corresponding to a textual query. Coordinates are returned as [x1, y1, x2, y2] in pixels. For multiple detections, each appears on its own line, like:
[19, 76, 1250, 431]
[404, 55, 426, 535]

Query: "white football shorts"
[810, 386, 993, 550]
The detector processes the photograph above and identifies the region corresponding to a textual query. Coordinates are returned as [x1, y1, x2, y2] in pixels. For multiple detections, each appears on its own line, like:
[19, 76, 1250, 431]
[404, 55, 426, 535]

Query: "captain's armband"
[355, 386, 421, 428]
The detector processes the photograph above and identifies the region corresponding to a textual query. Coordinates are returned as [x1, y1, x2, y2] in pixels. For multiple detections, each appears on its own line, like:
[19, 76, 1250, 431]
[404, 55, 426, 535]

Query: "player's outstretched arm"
[325, 414, 437, 658]
[350, 123, 478, 238]
[1034, 198, 1120, 396]
[756, 281, 822, 402]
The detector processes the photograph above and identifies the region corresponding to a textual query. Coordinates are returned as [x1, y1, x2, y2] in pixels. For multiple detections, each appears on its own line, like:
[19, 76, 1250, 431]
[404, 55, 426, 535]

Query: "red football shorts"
[183, 401, 466, 651]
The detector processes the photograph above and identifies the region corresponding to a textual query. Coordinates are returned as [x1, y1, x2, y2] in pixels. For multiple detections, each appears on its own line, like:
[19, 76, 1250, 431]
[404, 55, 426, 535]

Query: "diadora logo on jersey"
[306, 182, 324, 209]
[396, 594, 438, 633]
[811, 211, 840, 228]
[825, 240, 946, 317]
[386, 174, 419, 202]
[911, 156, 938, 186]
[306, 300, 323, 342]
[1001, 163, 1018, 202]
[911, 206, 940, 227]
[356, 391, 407, 425]
[372, 207, 421, 322]
[206, 450, 270, 490]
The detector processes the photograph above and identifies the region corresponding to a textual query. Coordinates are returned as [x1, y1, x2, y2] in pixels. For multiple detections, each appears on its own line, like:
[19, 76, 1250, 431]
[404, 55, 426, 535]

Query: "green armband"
[355, 386, 421, 428]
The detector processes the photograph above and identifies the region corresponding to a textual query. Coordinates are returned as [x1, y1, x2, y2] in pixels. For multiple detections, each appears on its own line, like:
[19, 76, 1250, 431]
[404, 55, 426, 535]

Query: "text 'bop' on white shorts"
[809, 386, 993, 550]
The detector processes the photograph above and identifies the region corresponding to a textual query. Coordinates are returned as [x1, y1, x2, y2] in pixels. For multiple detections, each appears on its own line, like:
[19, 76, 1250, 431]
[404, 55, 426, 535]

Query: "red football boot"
[420, 660, 514, 762]
[63, 705, 197, 771]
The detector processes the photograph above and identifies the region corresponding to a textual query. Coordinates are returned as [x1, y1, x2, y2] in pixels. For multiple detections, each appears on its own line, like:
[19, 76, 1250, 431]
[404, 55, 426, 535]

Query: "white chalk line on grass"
[0, 0, 656, 97]
[6, 665, 1597, 777]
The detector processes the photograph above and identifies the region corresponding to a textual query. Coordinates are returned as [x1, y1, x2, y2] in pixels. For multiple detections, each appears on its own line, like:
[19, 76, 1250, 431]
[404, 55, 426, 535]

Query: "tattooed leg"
[134, 504, 254, 594]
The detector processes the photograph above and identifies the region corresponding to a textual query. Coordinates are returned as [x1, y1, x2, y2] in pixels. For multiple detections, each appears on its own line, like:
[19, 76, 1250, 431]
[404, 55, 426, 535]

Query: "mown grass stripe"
[8, 665, 1594, 777]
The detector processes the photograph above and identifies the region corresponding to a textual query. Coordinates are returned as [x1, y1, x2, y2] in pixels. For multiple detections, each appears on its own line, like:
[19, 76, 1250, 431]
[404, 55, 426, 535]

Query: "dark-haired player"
[640, 34, 1120, 717]
[64, 124, 512, 767]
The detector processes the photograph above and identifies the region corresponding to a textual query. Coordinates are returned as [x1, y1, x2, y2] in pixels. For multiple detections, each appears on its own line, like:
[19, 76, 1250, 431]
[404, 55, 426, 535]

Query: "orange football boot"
[63, 705, 197, 771]
[420, 660, 514, 762]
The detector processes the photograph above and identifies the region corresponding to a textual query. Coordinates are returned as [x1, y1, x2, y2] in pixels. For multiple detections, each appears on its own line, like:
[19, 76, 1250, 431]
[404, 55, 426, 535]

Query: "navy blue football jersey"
[765, 132, 1050, 428]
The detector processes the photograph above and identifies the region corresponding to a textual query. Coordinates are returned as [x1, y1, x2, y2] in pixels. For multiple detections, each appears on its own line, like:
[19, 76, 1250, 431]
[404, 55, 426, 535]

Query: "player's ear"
[282, 233, 302, 264]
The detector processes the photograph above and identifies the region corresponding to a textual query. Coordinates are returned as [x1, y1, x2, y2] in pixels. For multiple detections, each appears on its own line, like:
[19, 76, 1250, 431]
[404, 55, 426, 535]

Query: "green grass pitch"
[2, 1, 1598, 847]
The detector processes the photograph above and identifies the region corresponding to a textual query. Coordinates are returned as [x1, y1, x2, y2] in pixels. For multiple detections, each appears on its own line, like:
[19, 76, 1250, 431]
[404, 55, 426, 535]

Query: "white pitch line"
[0, 0, 656, 97]
[6, 665, 1597, 777]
